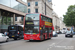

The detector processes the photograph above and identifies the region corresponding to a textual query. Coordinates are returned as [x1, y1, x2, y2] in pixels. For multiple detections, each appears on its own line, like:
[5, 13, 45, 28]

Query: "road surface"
[0, 34, 75, 50]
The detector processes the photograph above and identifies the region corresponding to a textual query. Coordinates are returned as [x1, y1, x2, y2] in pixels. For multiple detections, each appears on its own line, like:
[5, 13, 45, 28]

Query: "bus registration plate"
[30, 39, 33, 40]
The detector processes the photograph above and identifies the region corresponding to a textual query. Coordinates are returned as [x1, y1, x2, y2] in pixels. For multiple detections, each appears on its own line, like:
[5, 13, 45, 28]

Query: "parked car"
[56, 31, 59, 34]
[53, 31, 58, 37]
[62, 28, 67, 34]
[56, 31, 62, 34]
[65, 31, 73, 37]
[0, 33, 9, 42]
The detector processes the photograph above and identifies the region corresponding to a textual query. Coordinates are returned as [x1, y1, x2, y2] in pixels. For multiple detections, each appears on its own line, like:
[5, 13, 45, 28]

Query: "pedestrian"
[4, 31, 8, 36]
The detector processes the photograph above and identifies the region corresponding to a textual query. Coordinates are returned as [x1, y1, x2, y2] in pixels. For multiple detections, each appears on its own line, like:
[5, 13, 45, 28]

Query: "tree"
[1, 16, 11, 25]
[63, 5, 75, 26]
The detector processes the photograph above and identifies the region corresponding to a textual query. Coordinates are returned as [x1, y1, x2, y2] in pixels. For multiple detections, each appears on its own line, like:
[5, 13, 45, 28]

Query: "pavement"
[0, 34, 75, 50]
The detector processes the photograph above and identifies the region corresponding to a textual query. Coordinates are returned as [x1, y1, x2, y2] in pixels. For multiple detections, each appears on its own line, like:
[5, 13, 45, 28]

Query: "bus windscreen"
[25, 26, 39, 34]
[25, 14, 39, 34]
[25, 14, 39, 20]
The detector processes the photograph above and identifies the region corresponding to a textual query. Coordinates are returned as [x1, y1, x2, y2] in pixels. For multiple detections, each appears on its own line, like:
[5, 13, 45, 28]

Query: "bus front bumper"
[24, 34, 41, 40]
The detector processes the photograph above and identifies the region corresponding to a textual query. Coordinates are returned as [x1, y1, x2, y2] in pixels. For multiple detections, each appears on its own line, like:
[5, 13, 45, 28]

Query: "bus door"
[46, 28, 49, 38]
[49, 28, 52, 37]
[40, 27, 43, 40]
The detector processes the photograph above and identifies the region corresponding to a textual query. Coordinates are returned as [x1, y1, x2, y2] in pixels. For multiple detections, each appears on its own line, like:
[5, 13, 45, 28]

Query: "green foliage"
[1, 16, 11, 25]
[63, 5, 75, 26]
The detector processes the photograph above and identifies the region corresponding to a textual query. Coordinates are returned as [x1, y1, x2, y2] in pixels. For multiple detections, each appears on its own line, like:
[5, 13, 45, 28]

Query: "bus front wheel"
[44, 35, 45, 40]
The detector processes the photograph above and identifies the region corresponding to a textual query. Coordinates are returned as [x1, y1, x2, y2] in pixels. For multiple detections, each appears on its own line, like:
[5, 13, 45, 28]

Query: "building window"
[28, 9, 30, 13]
[28, 2, 30, 7]
[21, 17, 23, 21]
[35, 8, 38, 13]
[22, 0, 27, 2]
[35, 2, 38, 6]
[48, 0, 52, 2]
[15, 17, 17, 21]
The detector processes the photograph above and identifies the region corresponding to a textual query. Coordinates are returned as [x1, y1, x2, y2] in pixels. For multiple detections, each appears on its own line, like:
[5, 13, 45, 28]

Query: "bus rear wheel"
[49, 34, 52, 39]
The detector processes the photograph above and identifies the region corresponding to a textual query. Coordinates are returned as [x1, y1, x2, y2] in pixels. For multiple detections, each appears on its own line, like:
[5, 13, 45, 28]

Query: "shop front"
[0, 9, 24, 33]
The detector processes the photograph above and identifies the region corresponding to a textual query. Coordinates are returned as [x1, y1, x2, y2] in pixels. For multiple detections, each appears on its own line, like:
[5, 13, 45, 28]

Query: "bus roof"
[41, 13, 52, 19]
[25, 13, 52, 19]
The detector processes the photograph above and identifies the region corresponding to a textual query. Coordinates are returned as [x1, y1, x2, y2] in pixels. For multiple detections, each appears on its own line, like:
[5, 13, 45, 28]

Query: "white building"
[15, 0, 66, 31]
[27, 0, 66, 31]
[27, 0, 53, 17]
[52, 12, 60, 31]
[59, 17, 66, 29]
[52, 11, 67, 31]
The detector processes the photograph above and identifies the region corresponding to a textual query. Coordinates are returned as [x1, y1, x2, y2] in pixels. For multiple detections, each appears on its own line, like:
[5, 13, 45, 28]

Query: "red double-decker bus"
[24, 13, 53, 41]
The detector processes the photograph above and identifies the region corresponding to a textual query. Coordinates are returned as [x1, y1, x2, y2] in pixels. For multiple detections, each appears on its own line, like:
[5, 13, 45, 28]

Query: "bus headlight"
[37, 34, 39, 37]
[24, 35, 26, 37]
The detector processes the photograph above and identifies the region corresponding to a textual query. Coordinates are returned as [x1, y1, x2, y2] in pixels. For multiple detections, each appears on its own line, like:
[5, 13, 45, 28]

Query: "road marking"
[49, 43, 55, 46]
[49, 39, 64, 49]
[55, 39, 64, 45]
[49, 39, 64, 46]
[47, 48, 49, 50]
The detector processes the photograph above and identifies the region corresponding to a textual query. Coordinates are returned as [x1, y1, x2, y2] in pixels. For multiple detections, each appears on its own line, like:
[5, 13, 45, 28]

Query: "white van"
[61, 28, 67, 34]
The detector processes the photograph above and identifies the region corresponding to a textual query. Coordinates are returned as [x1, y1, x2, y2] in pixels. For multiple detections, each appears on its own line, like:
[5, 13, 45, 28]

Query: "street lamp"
[56, 18, 57, 31]
[45, 0, 46, 15]
[45, 0, 52, 15]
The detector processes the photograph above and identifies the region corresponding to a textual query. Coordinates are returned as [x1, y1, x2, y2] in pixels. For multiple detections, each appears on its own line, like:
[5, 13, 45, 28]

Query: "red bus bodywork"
[24, 13, 53, 40]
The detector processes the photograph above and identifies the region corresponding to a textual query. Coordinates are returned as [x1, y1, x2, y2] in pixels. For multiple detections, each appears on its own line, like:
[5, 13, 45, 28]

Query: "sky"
[52, 0, 75, 17]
